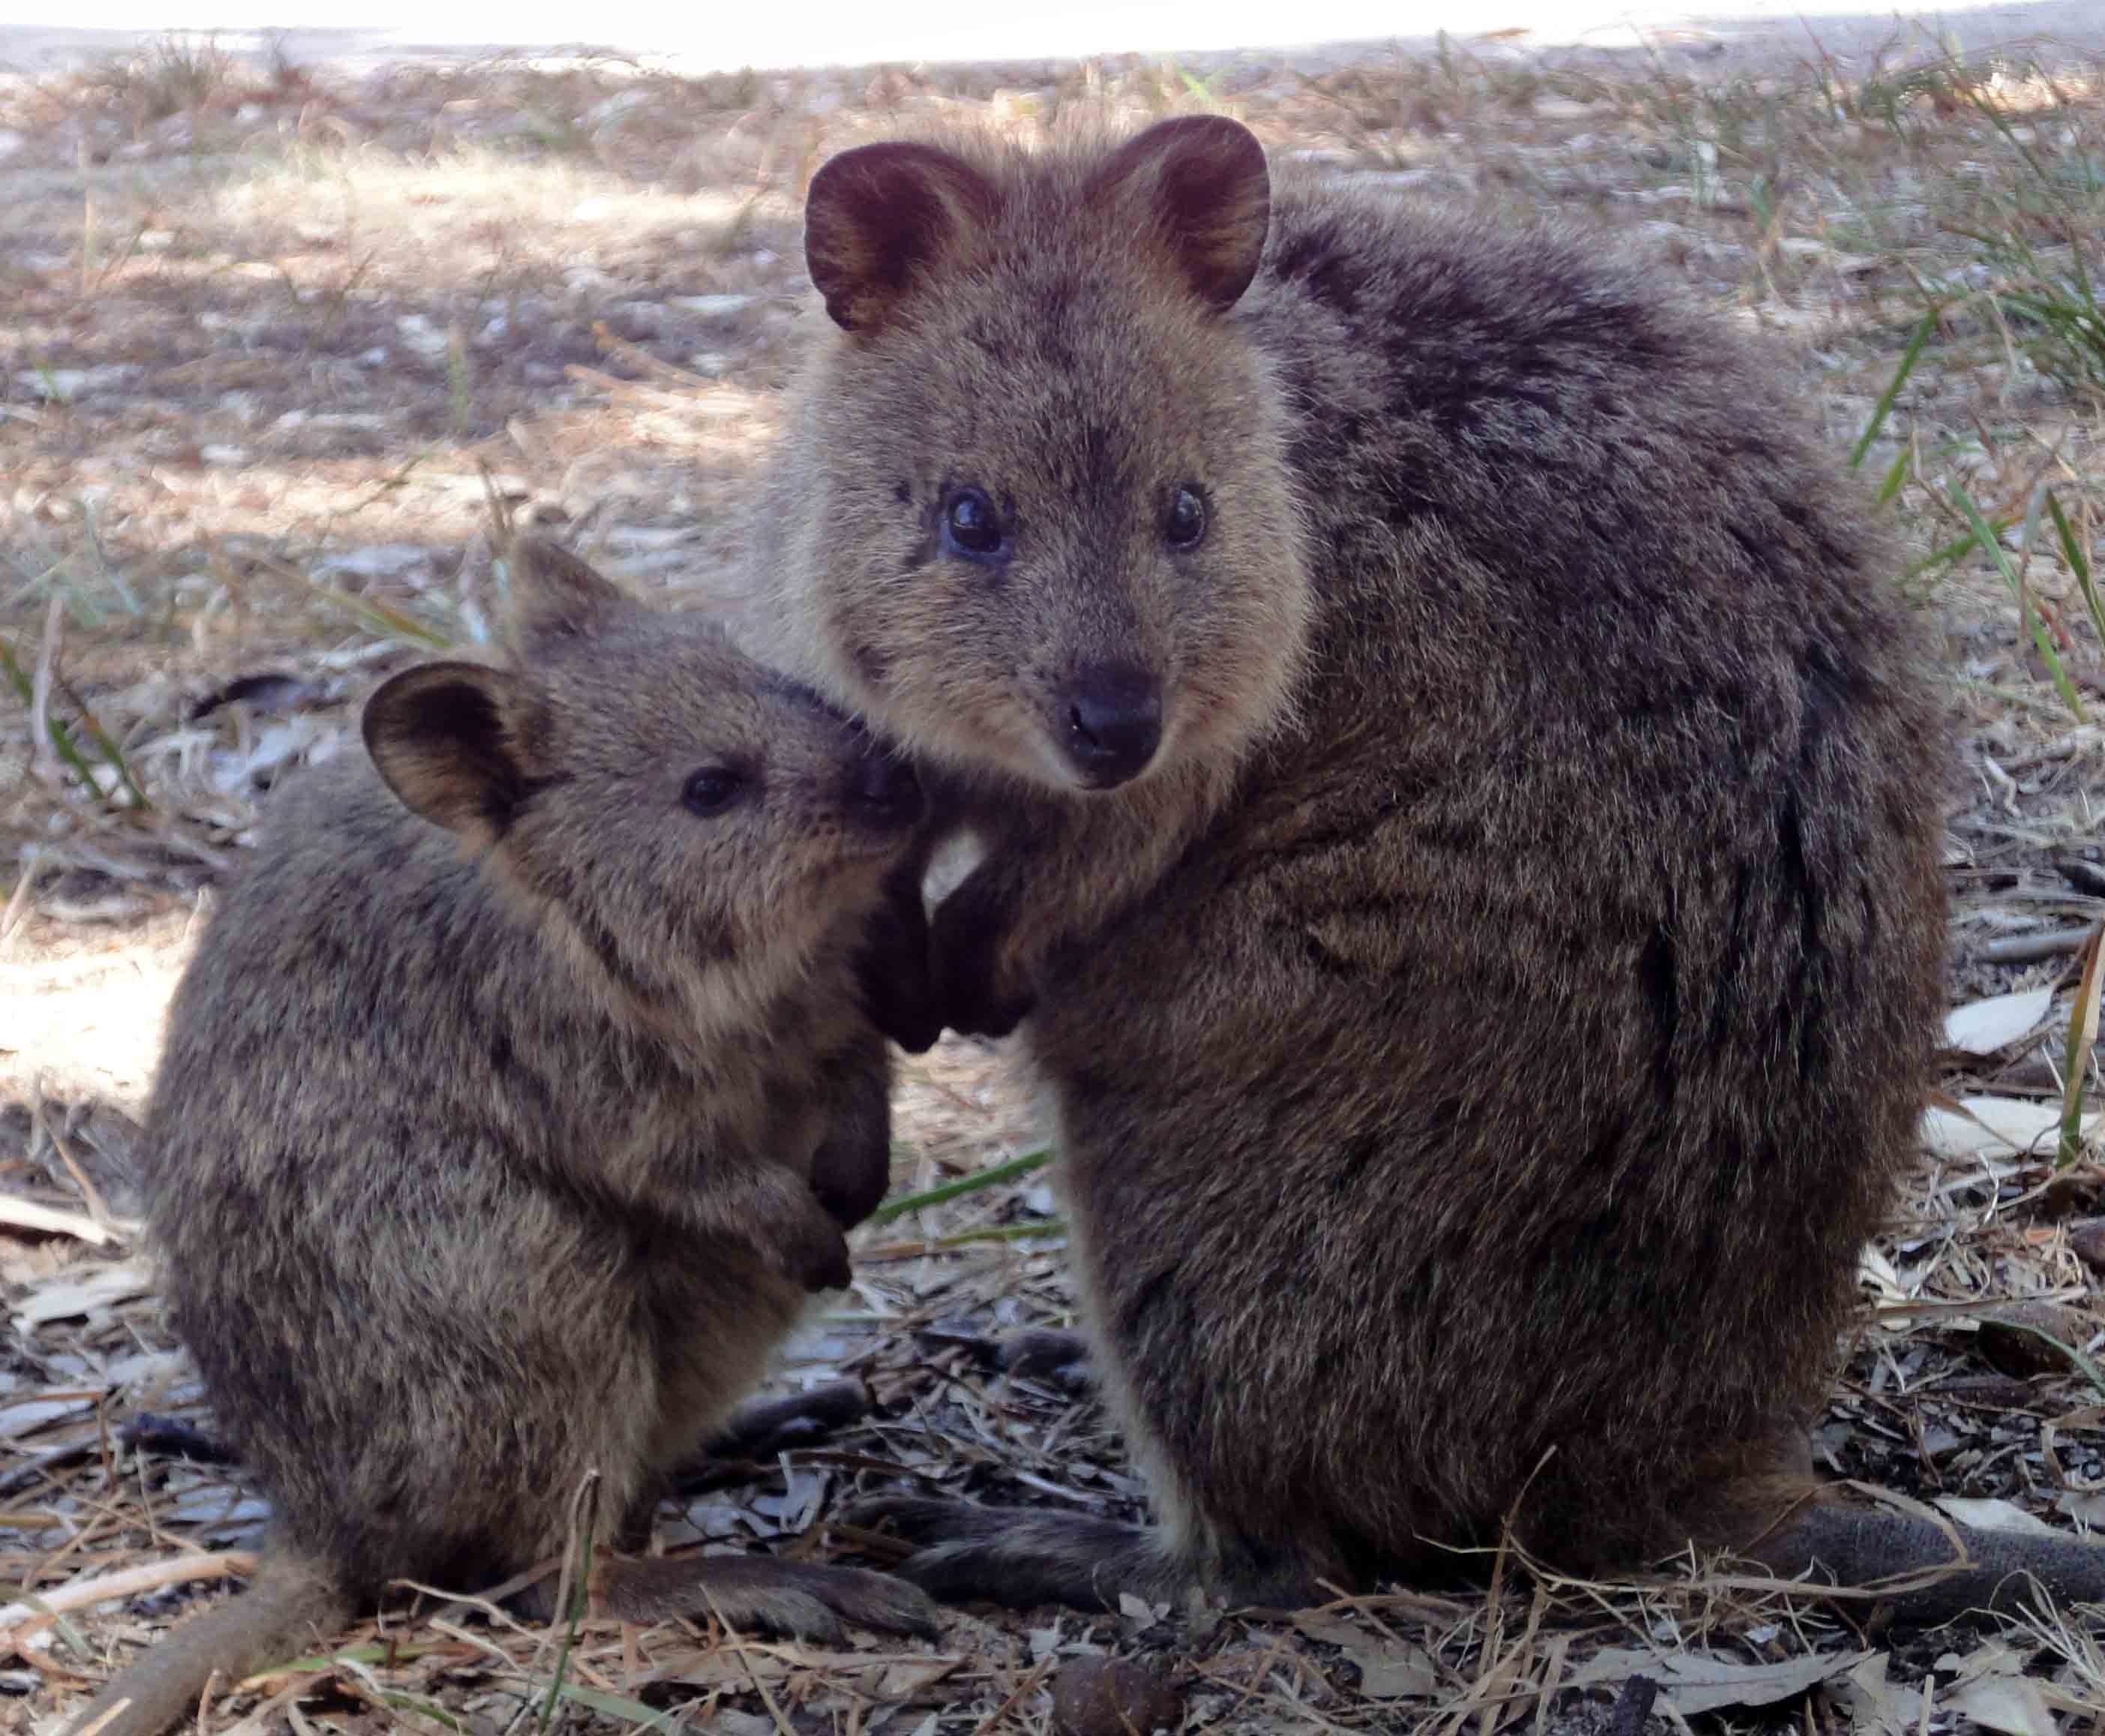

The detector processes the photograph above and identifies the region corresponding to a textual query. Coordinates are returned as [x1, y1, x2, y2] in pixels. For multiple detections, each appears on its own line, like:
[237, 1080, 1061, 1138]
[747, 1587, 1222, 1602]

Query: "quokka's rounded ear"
[1088, 116, 1271, 312]
[501, 534, 635, 648]
[804, 141, 999, 333]
[364, 661, 534, 843]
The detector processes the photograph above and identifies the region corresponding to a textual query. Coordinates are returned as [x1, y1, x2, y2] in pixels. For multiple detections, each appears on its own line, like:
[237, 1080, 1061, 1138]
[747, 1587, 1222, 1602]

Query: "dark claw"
[999, 1328, 1094, 1390]
[121, 1414, 240, 1465]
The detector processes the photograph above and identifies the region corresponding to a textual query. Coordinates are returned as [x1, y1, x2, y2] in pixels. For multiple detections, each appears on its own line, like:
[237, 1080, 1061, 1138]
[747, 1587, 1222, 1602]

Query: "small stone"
[16, 364, 137, 402]
[1978, 1301, 2095, 1377]
[394, 313, 451, 360]
[316, 543, 433, 581]
[2068, 1221, 2105, 1271]
[1050, 1656, 1184, 1736]
[672, 292, 755, 318]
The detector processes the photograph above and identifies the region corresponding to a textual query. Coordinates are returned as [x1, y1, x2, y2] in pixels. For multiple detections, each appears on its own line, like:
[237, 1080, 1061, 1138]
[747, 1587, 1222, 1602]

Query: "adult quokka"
[744, 115, 2105, 1621]
[61, 537, 938, 1736]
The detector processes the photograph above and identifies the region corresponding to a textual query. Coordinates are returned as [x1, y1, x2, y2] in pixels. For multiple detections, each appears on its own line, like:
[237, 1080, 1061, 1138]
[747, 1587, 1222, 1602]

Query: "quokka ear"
[501, 534, 635, 648]
[804, 141, 999, 333]
[364, 661, 535, 844]
[1088, 116, 1271, 312]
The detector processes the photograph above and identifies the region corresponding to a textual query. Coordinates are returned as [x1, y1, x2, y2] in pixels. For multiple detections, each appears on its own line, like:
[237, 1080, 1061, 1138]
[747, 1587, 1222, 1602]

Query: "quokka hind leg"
[849, 1497, 1178, 1609]
[858, 1490, 2105, 1629]
[58, 1556, 346, 1736]
[1746, 1495, 2105, 1624]
[848, 1496, 1325, 1612]
[588, 1551, 940, 1641]
[1677, 1456, 2105, 1624]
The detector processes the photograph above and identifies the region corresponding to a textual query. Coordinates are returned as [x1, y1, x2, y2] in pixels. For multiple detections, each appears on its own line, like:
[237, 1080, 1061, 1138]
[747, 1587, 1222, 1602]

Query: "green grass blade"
[1851, 305, 1938, 468]
[0, 634, 34, 704]
[2060, 921, 2104, 1171]
[277, 1642, 445, 1672]
[1995, 1321, 2105, 1399]
[2047, 492, 2105, 648]
[305, 582, 455, 649]
[868, 1148, 1053, 1225]
[549, 1684, 687, 1733]
[1875, 445, 1912, 508]
[934, 1220, 1067, 1249]
[1176, 67, 1224, 110]
[0, 634, 116, 798]
[55, 670, 149, 810]
[538, 1482, 596, 1735]
[1950, 482, 2086, 721]
[265, 1646, 469, 1732]
[2021, 480, 2050, 587]
[1909, 526, 1996, 579]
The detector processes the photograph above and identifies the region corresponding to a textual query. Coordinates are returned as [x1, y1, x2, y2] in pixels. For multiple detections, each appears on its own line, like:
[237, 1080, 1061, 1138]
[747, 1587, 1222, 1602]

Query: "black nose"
[847, 748, 924, 828]
[1061, 666, 1163, 789]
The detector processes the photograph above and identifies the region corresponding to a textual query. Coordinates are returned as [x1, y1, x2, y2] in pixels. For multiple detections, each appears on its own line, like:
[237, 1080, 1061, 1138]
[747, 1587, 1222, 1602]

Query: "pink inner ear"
[1088, 118, 1271, 312]
[365, 664, 528, 840]
[805, 142, 996, 333]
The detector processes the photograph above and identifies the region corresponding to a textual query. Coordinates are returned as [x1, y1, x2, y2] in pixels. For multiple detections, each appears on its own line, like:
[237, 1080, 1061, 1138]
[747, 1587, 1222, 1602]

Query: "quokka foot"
[997, 1329, 1093, 1389]
[591, 1549, 942, 1642]
[849, 1495, 1174, 1609]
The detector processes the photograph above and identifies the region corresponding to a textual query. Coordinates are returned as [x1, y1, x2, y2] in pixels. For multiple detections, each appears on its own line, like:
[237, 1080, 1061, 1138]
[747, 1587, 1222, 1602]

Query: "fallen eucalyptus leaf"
[1831, 1652, 1922, 1736]
[1291, 1612, 1440, 1700]
[1923, 1096, 2101, 1160]
[1945, 986, 2056, 1055]
[1569, 1647, 1873, 1716]
[1946, 1673, 2055, 1736]
[1933, 1495, 2061, 1537]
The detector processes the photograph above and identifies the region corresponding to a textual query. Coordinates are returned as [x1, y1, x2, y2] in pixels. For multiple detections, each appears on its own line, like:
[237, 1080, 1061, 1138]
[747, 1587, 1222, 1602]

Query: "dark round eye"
[1165, 485, 1208, 550]
[941, 486, 1008, 561]
[681, 766, 746, 816]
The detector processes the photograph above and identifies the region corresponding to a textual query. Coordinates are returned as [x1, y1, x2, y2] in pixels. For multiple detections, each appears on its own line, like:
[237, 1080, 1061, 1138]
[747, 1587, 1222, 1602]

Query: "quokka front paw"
[930, 875, 1037, 1039]
[731, 1168, 854, 1293]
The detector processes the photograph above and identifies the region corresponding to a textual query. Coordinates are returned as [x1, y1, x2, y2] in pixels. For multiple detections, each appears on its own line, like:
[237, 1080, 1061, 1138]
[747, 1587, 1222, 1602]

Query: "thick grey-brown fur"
[60, 537, 937, 1736]
[745, 118, 2105, 1621]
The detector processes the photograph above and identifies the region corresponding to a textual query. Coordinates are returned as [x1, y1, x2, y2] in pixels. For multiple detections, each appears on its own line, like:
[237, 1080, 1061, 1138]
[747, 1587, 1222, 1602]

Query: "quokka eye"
[1165, 485, 1208, 550]
[941, 486, 1008, 561]
[681, 766, 747, 816]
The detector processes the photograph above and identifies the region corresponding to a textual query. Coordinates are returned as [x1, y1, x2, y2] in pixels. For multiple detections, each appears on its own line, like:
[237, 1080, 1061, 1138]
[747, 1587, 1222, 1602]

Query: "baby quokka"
[63, 537, 936, 1736]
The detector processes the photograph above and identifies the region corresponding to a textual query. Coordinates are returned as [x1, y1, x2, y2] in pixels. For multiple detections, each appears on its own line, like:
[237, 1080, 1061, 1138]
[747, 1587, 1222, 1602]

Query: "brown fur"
[60, 537, 936, 1736]
[745, 118, 2105, 1622]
